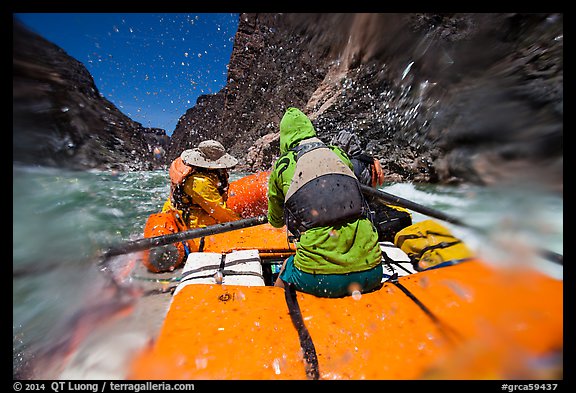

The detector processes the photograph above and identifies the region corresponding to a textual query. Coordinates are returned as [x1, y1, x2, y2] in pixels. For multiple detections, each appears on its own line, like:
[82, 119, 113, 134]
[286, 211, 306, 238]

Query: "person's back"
[163, 164, 238, 228]
[331, 130, 412, 242]
[267, 107, 383, 298]
[142, 140, 240, 272]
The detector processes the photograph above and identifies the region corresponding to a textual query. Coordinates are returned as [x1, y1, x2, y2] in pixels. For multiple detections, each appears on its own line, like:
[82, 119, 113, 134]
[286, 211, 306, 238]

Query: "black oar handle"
[360, 184, 563, 265]
[100, 215, 268, 261]
[538, 248, 564, 265]
[360, 184, 471, 228]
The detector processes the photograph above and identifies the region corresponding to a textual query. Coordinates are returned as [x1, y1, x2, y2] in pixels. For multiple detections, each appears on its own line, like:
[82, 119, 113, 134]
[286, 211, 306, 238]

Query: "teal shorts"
[279, 255, 383, 298]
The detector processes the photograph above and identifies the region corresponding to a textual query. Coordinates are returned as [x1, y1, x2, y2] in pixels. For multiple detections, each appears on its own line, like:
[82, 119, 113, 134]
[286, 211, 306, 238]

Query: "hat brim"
[181, 150, 238, 169]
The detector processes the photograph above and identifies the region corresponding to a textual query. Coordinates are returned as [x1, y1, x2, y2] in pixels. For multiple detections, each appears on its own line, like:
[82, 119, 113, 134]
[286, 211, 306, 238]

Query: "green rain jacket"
[267, 107, 382, 275]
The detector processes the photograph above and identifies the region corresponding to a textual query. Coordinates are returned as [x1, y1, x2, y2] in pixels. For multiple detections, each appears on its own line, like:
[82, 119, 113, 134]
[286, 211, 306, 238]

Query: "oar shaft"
[360, 184, 471, 228]
[538, 248, 564, 265]
[360, 184, 563, 265]
[101, 215, 268, 259]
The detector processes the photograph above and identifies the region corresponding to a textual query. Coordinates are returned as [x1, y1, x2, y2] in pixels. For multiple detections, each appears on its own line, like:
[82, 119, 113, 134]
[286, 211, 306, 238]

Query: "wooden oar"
[360, 184, 563, 265]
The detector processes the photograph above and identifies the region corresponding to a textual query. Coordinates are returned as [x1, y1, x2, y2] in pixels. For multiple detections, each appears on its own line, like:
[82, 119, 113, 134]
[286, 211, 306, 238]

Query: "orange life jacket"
[371, 158, 385, 187]
[169, 156, 193, 185]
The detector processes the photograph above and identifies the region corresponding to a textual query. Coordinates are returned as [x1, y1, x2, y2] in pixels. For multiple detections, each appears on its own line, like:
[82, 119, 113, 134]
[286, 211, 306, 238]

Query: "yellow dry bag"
[394, 219, 474, 271]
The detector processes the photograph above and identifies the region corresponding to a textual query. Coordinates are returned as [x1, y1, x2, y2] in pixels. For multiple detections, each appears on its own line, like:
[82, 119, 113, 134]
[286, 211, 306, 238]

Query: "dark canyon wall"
[168, 14, 563, 189]
[13, 18, 168, 171]
[13, 13, 562, 192]
[168, 13, 563, 192]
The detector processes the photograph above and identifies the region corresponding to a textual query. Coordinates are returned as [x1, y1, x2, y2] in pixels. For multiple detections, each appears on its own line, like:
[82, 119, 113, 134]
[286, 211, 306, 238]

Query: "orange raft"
[227, 171, 271, 219]
[128, 257, 562, 379]
[129, 172, 562, 380]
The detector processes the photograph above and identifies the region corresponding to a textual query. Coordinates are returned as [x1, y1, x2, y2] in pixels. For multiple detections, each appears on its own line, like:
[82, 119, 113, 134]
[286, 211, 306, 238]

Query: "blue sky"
[14, 13, 239, 135]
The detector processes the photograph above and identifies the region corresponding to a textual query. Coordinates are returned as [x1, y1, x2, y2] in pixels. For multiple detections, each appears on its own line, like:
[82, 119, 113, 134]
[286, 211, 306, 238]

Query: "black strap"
[391, 261, 415, 275]
[282, 281, 320, 380]
[415, 240, 462, 262]
[351, 153, 375, 164]
[216, 253, 226, 281]
[395, 230, 455, 248]
[179, 256, 262, 279]
[179, 254, 264, 284]
[179, 270, 265, 284]
[381, 249, 416, 276]
[386, 273, 463, 345]
[291, 141, 326, 160]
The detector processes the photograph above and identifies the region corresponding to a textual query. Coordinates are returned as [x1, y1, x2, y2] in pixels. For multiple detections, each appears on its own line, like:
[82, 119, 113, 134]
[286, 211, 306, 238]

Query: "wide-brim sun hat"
[180, 140, 238, 169]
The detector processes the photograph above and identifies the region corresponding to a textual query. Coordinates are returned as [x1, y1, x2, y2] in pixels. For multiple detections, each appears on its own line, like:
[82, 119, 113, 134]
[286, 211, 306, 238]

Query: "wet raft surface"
[129, 259, 563, 379]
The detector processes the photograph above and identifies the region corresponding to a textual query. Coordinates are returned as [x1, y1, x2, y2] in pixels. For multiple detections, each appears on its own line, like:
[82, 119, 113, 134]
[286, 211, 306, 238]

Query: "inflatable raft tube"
[227, 171, 271, 219]
[128, 257, 562, 379]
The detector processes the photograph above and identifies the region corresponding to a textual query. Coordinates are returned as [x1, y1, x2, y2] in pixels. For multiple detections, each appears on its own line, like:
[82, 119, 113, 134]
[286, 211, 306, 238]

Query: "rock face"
[14, 14, 562, 192]
[168, 13, 563, 192]
[13, 18, 165, 171]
